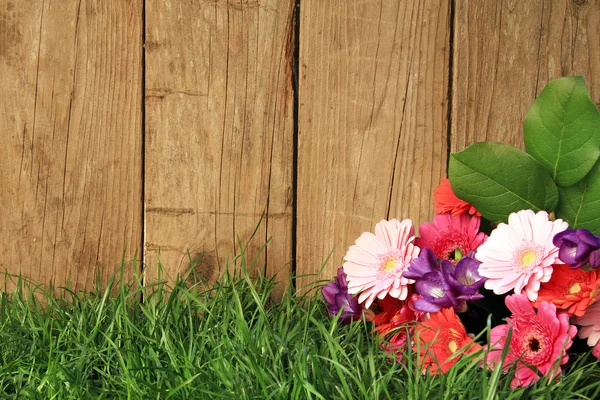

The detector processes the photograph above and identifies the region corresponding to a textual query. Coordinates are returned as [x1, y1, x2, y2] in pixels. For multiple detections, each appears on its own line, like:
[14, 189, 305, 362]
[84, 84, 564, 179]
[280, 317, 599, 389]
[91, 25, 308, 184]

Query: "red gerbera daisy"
[372, 294, 424, 360]
[534, 264, 600, 317]
[433, 178, 480, 217]
[414, 307, 482, 374]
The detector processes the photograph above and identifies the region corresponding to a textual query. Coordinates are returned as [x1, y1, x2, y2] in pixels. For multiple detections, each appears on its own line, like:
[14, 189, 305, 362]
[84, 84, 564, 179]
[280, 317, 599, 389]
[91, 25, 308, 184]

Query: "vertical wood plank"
[0, 0, 143, 289]
[297, 1, 451, 290]
[145, 0, 295, 296]
[452, 0, 600, 152]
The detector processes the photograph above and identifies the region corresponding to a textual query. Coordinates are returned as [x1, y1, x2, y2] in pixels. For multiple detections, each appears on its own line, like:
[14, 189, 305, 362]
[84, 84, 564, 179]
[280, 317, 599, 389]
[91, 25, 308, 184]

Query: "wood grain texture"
[452, 0, 600, 152]
[0, 0, 143, 289]
[145, 0, 295, 297]
[296, 0, 451, 290]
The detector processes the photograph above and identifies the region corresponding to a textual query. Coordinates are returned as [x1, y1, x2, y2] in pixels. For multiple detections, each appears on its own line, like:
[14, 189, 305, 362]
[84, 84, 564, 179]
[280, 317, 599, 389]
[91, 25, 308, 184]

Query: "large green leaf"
[524, 76, 600, 187]
[449, 142, 559, 222]
[556, 160, 600, 234]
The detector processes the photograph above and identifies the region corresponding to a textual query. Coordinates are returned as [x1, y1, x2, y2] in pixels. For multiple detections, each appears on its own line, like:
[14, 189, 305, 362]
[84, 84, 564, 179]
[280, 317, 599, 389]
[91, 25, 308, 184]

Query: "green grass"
[1, 250, 599, 399]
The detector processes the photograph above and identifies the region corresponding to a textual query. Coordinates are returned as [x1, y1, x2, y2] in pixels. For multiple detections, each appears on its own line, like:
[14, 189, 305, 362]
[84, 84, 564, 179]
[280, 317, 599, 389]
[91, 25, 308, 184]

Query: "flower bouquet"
[322, 76, 600, 388]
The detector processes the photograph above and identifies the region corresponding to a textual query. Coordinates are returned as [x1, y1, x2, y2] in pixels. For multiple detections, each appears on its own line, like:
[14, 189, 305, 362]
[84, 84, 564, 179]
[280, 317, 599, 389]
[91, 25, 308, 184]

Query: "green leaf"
[556, 159, 600, 234]
[449, 142, 559, 222]
[524, 76, 600, 187]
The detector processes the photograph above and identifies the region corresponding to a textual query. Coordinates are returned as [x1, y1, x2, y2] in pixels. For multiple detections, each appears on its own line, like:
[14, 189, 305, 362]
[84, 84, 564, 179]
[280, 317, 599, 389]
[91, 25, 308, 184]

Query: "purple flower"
[446, 256, 486, 299]
[413, 273, 457, 312]
[403, 247, 438, 279]
[553, 229, 600, 269]
[322, 268, 362, 324]
[404, 248, 486, 313]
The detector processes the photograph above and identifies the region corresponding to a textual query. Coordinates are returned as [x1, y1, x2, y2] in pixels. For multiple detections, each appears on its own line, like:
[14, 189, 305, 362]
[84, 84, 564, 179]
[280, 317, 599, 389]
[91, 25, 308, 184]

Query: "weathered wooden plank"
[0, 0, 143, 289]
[452, 0, 600, 152]
[145, 0, 295, 297]
[296, 1, 451, 290]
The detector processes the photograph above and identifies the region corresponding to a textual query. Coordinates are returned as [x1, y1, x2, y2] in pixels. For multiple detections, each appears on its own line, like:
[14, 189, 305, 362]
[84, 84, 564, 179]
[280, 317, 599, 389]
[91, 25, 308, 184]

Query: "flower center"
[454, 248, 464, 261]
[512, 242, 544, 273]
[528, 337, 540, 352]
[569, 282, 582, 294]
[431, 288, 445, 298]
[556, 271, 592, 298]
[433, 231, 470, 262]
[517, 325, 552, 364]
[377, 250, 403, 274]
[448, 340, 458, 353]
[521, 251, 536, 266]
[383, 260, 396, 272]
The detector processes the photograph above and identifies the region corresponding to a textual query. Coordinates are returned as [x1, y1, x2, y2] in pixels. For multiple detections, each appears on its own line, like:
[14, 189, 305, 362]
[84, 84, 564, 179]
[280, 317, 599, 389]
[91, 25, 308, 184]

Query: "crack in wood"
[146, 87, 207, 99]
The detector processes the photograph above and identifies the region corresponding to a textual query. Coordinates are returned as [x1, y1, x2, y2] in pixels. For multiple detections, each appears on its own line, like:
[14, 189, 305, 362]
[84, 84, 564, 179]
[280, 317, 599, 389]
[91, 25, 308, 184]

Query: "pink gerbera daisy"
[476, 210, 568, 301]
[486, 294, 577, 388]
[343, 219, 420, 308]
[572, 300, 600, 359]
[415, 212, 488, 262]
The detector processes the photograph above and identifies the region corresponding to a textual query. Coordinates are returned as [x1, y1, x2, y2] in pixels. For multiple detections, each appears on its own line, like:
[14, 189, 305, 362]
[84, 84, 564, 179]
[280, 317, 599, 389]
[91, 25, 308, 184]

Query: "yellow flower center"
[569, 282, 582, 294]
[521, 251, 536, 267]
[431, 288, 445, 298]
[383, 260, 396, 272]
[512, 242, 545, 273]
[448, 340, 458, 353]
[377, 250, 403, 274]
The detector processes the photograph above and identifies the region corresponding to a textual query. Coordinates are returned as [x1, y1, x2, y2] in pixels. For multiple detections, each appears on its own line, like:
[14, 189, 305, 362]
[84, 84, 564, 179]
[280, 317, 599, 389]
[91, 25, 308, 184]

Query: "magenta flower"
[553, 228, 600, 269]
[321, 268, 362, 324]
[403, 248, 486, 313]
[415, 212, 487, 262]
[486, 294, 577, 388]
[322, 268, 362, 324]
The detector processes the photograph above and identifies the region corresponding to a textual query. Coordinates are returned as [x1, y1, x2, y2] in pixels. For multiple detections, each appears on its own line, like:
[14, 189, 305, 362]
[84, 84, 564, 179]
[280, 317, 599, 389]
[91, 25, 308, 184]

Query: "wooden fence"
[1, 0, 599, 298]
